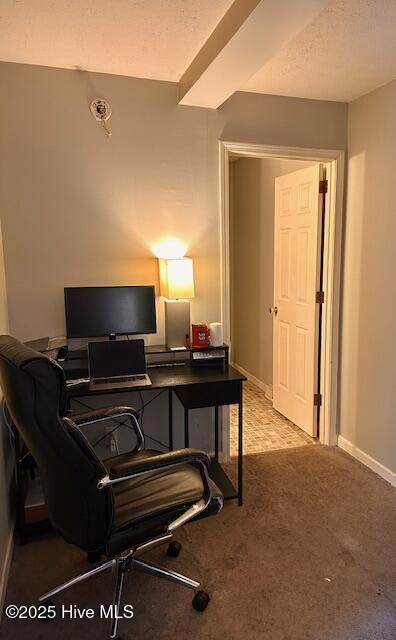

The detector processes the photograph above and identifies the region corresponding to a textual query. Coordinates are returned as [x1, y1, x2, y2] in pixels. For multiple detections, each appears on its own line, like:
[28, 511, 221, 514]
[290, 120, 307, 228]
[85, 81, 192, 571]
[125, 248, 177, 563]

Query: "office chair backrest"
[0, 335, 114, 551]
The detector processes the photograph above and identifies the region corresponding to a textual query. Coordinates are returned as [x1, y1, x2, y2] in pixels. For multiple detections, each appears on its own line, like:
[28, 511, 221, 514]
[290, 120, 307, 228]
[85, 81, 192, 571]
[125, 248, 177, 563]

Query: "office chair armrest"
[72, 406, 144, 450]
[105, 448, 210, 481]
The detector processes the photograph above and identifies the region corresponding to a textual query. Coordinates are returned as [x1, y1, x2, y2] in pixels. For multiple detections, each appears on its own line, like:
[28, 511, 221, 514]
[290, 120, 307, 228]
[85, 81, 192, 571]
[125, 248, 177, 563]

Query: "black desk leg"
[168, 389, 173, 451]
[184, 409, 189, 448]
[214, 405, 219, 461]
[238, 383, 243, 506]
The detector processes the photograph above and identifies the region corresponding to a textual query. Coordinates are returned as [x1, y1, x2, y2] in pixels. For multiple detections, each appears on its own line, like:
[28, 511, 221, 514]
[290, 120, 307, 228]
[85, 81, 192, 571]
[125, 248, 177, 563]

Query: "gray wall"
[339, 80, 396, 474]
[0, 62, 347, 471]
[230, 157, 312, 388]
[0, 63, 347, 342]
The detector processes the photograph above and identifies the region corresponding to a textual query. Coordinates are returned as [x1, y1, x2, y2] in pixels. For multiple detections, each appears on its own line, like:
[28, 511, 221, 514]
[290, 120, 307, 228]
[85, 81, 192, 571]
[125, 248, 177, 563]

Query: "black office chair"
[0, 335, 223, 638]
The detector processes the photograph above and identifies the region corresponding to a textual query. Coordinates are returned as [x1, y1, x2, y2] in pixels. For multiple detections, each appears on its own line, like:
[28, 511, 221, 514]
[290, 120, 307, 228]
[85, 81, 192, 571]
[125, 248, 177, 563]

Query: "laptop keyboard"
[92, 375, 147, 385]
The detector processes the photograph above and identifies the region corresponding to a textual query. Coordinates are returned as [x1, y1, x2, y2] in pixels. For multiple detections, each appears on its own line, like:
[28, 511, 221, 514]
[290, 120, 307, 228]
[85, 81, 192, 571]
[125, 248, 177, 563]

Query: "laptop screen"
[88, 339, 146, 379]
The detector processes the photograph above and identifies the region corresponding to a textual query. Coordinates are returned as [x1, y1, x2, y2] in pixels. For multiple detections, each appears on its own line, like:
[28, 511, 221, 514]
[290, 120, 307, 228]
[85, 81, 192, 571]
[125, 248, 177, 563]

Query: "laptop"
[88, 339, 152, 391]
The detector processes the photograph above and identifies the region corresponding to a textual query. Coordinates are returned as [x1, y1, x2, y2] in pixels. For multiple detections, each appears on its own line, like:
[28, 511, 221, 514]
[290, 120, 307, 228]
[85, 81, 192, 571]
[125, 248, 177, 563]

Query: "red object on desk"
[192, 324, 210, 349]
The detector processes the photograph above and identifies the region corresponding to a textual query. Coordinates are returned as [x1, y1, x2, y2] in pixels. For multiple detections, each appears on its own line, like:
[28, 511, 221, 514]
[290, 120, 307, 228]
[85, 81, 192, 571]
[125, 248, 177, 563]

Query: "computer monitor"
[64, 286, 157, 339]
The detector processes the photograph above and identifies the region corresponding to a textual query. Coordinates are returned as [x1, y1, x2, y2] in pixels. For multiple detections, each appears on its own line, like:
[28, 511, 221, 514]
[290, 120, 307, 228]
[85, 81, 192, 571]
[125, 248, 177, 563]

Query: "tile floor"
[230, 380, 316, 455]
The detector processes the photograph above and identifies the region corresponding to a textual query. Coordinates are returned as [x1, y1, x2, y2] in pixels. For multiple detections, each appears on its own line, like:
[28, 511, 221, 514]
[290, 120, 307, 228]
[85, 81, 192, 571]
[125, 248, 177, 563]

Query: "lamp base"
[164, 300, 190, 349]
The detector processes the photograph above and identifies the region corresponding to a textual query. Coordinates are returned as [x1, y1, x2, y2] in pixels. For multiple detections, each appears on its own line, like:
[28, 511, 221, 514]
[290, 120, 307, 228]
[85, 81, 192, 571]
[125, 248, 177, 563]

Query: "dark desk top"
[25, 338, 228, 358]
[67, 364, 246, 398]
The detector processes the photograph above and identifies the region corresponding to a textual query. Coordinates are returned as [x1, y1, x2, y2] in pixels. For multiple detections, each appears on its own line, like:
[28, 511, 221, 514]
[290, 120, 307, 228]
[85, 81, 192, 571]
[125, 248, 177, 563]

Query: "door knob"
[269, 307, 278, 317]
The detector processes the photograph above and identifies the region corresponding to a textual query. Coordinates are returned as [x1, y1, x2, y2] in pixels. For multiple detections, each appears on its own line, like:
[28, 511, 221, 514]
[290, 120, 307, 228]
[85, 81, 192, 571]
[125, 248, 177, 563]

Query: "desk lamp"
[160, 257, 195, 349]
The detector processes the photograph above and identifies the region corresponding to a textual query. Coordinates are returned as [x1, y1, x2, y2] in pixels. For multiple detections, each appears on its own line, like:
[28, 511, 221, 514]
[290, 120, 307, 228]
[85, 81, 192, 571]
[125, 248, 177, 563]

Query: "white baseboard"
[337, 435, 396, 487]
[231, 362, 273, 401]
[0, 521, 14, 620]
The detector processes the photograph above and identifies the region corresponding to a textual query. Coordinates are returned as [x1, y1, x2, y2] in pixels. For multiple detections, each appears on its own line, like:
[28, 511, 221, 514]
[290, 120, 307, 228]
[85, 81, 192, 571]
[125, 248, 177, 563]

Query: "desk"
[15, 341, 246, 543]
[68, 364, 246, 506]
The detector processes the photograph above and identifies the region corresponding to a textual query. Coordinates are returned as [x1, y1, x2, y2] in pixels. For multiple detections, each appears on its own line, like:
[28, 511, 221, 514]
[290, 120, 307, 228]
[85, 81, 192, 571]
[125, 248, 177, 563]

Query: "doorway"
[229, 156, 320, 454]
[219, 142, 345, 455]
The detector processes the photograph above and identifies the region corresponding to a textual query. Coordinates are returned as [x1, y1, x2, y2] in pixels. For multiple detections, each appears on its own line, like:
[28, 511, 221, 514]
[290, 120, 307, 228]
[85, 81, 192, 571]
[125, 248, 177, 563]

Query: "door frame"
[219, 141, 345, 447]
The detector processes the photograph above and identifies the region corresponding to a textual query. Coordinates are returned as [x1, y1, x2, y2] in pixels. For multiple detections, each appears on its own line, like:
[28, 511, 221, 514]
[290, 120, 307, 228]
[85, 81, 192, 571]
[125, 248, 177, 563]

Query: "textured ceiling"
[243, 0, 396, 102]
[0, 0, 234, 81]
[1, 0, 395, 103]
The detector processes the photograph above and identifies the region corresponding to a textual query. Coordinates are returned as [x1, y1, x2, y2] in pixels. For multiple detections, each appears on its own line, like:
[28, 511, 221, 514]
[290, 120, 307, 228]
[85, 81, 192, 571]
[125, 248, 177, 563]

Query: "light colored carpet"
[2, 446, 396, 639]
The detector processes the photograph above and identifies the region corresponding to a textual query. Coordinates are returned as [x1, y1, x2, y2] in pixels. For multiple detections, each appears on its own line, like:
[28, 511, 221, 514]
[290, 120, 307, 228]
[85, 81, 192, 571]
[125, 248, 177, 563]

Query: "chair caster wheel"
[167, 541, 182, 558]
[192, 590, 210, 612]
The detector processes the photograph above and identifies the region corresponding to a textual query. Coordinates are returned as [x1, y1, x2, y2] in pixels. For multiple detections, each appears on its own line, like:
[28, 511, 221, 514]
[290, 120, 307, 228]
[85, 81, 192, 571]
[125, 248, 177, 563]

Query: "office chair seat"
[103, 449, 222, 556]
[106, 449, 218, 528]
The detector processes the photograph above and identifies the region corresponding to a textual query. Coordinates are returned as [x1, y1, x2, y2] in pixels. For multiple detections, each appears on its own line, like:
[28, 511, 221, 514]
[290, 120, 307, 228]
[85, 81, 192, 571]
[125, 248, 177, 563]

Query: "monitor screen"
[88, 339, 146, 378]
[64, 286, 157, 338]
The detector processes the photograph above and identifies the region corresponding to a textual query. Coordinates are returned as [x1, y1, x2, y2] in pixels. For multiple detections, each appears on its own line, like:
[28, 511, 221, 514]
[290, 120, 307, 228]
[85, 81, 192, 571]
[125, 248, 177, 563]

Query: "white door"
[273, 164, 323, 437]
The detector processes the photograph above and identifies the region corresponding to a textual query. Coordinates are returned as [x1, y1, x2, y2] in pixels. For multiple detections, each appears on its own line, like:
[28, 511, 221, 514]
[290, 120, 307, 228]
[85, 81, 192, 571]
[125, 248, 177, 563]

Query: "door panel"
[296, 228, 310, 303]
[279, 321, 290, 391]
[295, 327, 308, 401]
[279, 229, 292, 300]
[273, 164, 323, 436]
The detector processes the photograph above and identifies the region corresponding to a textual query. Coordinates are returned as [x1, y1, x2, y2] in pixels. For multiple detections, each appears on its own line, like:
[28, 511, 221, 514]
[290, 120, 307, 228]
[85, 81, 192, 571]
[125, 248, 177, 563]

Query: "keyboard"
[92, 374, 147, 385]
[147, 361, 186, 368]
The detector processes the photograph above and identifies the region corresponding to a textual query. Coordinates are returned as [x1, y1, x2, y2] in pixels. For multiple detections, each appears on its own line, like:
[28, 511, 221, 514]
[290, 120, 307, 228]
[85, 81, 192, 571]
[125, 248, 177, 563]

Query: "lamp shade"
[160, 257, 195, 299]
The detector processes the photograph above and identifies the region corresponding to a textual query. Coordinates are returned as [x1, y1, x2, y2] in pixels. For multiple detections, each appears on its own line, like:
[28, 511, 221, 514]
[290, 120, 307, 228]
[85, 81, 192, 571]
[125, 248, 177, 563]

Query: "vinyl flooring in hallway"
[230, 380, 316, 455]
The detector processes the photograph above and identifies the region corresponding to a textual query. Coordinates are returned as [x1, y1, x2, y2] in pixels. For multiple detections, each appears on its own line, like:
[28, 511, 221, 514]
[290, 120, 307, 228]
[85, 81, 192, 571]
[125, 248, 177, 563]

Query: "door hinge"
[314, 393, 322, 407]
[316, 291, 325, 304]
[319, 179, 328, 194]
